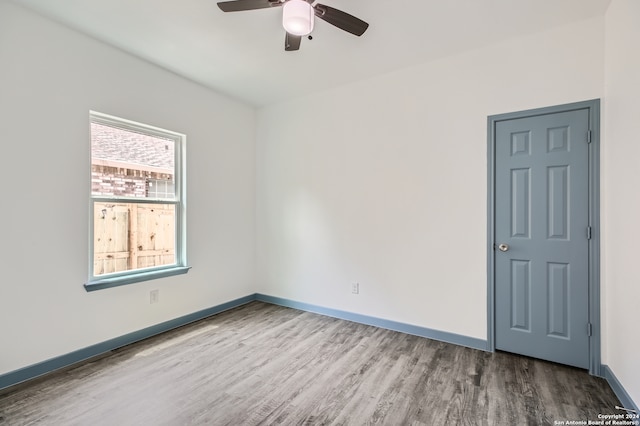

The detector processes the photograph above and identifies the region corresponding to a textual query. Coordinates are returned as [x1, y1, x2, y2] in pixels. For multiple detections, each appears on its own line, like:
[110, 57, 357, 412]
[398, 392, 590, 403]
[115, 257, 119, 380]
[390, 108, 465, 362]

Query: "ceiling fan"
[217, 0, 369, 51]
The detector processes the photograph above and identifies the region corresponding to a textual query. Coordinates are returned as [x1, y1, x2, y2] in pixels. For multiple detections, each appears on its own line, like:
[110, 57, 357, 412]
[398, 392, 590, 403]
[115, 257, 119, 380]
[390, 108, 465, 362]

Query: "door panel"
[495, 108, 590, 369]
[510, 259, 531, 331]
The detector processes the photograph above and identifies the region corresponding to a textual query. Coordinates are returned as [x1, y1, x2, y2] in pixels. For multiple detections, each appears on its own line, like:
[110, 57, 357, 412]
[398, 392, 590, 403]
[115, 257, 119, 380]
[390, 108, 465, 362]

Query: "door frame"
[487, 99, 601, 376]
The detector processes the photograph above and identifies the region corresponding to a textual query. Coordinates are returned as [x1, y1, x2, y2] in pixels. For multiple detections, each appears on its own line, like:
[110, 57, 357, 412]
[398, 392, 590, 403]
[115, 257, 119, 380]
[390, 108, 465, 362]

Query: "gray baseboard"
[256, 293, 489, 351]
[603, 365, 640, 414]
[0, 294, 255, 391]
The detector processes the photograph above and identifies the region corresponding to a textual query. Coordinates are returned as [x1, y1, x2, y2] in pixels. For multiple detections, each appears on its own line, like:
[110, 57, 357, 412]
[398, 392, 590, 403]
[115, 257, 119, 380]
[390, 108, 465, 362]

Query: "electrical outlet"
[351, 282, 359, 294]
[150, 289, 159, 304]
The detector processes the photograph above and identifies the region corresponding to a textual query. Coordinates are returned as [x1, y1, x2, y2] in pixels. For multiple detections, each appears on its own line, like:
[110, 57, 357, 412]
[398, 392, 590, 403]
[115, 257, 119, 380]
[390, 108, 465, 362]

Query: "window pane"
[91, 122, 175, 199]
[93, 202, 176, 276]
[147, 178, 176, 199]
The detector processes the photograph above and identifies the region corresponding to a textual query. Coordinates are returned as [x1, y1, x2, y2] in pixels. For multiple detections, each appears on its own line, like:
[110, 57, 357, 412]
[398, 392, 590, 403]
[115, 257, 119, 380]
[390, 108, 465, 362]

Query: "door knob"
[498, 243, 509, 252]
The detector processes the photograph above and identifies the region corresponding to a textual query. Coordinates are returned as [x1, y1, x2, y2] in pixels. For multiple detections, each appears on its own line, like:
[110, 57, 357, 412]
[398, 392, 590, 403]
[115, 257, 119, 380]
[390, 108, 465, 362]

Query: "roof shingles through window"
[91, 122, 174, 170]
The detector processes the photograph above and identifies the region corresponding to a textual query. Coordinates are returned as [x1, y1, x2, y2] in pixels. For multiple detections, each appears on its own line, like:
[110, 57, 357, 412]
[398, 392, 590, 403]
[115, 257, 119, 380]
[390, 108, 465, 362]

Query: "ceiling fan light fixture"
[282, 0, 314, 36]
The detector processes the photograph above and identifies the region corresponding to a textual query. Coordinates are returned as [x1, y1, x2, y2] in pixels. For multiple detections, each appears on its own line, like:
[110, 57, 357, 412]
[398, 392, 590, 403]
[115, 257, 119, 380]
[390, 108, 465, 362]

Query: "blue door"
[494, 108, 591, 369]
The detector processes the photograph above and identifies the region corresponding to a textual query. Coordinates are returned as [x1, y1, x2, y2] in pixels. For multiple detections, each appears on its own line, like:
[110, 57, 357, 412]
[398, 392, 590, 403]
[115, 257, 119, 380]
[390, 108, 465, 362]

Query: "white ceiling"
[10, 0, 611, 107]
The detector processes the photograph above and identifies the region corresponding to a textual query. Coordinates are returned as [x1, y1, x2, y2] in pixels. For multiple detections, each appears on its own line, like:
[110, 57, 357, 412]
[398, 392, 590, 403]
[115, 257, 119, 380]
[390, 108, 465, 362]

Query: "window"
[85, 111, 189, 291]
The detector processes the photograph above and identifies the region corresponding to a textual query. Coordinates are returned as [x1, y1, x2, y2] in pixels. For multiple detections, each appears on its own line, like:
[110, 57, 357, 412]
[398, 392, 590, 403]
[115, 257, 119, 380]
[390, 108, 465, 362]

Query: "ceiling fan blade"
[217, 0, 281, 12]
[285, 32, 302, 51]
[313, 4, 369, 36]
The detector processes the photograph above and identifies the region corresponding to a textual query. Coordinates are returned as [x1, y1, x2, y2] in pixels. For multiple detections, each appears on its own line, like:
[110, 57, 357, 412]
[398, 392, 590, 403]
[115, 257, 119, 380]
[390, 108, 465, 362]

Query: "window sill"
[84, 266, 191, 292]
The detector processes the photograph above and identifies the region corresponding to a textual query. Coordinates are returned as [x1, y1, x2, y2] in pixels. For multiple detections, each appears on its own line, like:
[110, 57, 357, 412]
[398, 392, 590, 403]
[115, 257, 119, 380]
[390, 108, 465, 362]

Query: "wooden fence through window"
[93, 202, 175, 276]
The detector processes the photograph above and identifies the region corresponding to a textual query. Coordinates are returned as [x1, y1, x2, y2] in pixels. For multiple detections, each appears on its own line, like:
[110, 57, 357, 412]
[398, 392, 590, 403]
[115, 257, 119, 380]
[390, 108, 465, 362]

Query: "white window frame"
[85, 111, 189, 291]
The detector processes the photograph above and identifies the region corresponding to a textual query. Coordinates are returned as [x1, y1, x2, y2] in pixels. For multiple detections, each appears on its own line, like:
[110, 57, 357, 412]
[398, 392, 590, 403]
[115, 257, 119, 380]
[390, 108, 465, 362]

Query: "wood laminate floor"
[0, 302, 621, 425]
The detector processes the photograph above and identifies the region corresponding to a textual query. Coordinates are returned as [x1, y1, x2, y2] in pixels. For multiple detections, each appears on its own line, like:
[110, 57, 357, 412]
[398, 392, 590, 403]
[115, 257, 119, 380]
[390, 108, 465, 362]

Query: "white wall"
[256, 17, 604, 340]
[0, 2, 256, 375]
[603, 0, 640, 407]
